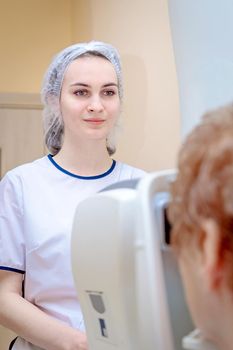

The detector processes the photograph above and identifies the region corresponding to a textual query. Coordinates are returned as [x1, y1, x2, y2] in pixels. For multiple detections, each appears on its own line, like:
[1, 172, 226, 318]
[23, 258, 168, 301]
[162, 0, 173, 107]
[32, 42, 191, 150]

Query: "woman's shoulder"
[115, 161, 147, 180]
[1, 156, 48, 182]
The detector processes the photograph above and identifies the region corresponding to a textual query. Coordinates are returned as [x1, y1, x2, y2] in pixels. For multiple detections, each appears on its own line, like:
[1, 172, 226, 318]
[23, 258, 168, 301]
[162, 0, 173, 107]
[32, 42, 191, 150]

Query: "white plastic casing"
[71, 170, 219, 350]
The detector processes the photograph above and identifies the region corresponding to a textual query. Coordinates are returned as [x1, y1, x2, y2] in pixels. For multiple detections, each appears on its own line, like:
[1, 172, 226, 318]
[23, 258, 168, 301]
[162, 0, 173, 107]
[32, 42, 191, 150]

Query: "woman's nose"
[87, 96, 104, 113]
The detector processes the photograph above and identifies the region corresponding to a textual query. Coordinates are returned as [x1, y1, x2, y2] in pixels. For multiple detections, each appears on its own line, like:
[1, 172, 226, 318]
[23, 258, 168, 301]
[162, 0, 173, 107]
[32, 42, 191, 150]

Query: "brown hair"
[168, 104, 233, 284]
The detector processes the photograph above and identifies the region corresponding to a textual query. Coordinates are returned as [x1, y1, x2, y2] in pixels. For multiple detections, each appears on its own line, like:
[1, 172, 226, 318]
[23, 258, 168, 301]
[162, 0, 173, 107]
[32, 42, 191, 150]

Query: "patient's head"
[168, 103, 233, 349]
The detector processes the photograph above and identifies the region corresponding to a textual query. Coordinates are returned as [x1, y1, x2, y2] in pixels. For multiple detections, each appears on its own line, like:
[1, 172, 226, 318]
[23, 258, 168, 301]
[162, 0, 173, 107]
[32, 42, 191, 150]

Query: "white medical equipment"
[71, 171, 218, 350]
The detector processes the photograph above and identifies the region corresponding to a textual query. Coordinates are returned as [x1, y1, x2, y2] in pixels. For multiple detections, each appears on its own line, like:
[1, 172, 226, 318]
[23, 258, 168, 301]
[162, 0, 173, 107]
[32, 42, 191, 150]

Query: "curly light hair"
[168, 104, 233, 279]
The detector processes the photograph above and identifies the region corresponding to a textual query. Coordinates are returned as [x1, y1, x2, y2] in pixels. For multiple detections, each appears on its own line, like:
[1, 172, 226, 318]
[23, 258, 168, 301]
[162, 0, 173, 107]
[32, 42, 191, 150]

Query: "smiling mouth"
[84, 119, 105, 124]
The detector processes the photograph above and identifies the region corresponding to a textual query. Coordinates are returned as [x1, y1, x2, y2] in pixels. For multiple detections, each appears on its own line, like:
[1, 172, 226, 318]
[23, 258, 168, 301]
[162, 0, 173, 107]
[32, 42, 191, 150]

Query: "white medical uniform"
[0, 155, 145, 350]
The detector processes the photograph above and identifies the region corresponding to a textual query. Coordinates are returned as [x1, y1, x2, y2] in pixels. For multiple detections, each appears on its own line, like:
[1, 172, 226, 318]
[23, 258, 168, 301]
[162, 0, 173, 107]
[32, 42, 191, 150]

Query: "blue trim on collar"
[0, 266, 25, 274]
[47, 154, 116, 180]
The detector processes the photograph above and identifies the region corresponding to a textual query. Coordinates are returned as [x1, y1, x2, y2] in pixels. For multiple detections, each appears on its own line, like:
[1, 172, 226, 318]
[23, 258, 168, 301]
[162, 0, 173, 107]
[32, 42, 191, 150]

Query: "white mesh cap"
[41, 40, 123, 156]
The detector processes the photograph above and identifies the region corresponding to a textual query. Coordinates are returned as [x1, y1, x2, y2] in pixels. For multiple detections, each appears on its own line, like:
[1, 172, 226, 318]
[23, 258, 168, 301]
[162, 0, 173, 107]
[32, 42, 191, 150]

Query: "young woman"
[0, 41, 145, 350]
[168, 104, 233, 350]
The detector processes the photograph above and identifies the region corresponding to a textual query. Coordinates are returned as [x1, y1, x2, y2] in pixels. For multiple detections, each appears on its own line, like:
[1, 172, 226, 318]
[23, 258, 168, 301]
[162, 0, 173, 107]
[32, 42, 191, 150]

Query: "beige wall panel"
[0, 325, 16, 350]
[72, 0, 181, 171]
[0, 93, 44, 344]
[0, 0, 72, 93]
[0, 94, 44, 177]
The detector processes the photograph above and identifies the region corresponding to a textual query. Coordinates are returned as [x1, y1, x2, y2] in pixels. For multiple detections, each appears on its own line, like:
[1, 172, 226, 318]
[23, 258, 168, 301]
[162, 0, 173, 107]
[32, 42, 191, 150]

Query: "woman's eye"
[103, 90, 116, 96]
[74, 90, 88, 96]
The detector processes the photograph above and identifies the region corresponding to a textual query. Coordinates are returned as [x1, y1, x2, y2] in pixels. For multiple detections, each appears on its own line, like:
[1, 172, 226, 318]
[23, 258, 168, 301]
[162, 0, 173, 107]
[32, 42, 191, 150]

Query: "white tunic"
[0, 155, 145, 350]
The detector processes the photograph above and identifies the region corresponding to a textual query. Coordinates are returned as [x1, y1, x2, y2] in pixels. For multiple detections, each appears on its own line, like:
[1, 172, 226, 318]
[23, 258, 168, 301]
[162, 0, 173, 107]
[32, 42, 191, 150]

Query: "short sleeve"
[0, 172, 25, 274]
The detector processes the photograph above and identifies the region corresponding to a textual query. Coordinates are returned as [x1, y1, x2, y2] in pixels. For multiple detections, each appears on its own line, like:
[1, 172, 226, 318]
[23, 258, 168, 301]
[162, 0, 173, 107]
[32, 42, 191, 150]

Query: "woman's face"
[60, 55, 120, 145]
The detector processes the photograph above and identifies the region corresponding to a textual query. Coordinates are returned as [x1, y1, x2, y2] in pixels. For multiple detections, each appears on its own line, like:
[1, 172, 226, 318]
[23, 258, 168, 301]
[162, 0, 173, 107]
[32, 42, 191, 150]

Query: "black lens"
[164, 206, 172, 245]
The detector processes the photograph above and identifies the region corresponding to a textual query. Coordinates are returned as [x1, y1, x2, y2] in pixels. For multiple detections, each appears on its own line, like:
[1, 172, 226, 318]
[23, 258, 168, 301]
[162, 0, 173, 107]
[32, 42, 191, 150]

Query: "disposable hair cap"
[41, 40, 123, 104]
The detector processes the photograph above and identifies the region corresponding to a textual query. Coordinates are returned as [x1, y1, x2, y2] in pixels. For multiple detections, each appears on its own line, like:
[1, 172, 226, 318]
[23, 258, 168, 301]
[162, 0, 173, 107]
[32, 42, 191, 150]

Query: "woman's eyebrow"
[102, 83, 118, 87]
[70, 82, 118, 87]
[70, 82, 89, 87]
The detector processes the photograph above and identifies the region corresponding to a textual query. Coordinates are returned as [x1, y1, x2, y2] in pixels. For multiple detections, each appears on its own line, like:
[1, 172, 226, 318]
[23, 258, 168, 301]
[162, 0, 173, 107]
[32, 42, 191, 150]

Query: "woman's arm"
[0, 270, 88, 350]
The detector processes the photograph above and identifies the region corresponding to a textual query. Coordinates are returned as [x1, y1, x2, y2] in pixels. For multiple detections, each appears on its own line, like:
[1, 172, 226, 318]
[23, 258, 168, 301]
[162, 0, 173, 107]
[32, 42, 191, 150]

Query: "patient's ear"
[201, 219, 223, 290]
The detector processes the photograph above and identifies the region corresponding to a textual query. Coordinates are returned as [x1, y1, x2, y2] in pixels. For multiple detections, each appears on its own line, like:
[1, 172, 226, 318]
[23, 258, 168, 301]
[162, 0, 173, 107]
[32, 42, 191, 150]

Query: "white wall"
[168, 0, 233, 137]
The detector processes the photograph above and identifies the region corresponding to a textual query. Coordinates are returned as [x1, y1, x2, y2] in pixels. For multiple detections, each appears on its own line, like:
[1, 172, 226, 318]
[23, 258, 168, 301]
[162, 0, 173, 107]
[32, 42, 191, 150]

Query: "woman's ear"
[201, 219, 223, 290]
